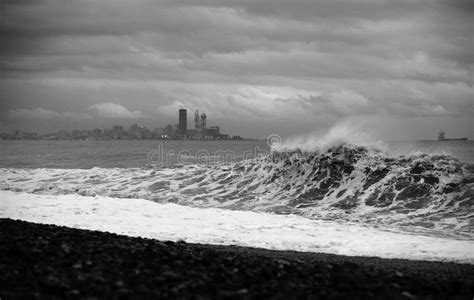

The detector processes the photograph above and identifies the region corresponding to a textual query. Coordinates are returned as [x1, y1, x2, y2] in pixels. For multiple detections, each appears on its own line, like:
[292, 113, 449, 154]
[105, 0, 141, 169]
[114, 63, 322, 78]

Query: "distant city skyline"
[1, 107, 243, 140]
[0, 1, 473, 140]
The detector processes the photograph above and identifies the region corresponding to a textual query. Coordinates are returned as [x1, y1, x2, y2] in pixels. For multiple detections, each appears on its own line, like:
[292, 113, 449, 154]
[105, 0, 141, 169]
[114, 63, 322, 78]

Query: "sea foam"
[1, 143, 472, 239]
[1, 190, 473, 263]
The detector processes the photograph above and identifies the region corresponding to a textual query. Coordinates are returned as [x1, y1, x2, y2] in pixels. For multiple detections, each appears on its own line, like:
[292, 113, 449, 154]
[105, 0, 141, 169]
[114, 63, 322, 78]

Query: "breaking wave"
[1, 144, 473, 239]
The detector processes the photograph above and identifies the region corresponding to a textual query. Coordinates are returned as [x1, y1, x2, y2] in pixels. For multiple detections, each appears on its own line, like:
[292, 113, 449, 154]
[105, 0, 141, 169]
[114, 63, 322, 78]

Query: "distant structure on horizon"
[178, 108, 187, 138]
[176, 108, 232, 140]
[0, 108, 243, 140]
[194, 109, 207, 139]
[438, 130, 467, 141]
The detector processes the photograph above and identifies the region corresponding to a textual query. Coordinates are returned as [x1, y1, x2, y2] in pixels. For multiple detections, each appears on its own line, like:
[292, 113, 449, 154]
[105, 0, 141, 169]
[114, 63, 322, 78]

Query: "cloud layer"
[88, 103, 143, 119]
[1, 0, 473, 138]
[9, 103, 144, 121]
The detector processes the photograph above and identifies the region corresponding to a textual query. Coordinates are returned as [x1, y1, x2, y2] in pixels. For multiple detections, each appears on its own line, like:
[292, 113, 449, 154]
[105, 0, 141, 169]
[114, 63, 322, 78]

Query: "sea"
[1, 138, 473, 263]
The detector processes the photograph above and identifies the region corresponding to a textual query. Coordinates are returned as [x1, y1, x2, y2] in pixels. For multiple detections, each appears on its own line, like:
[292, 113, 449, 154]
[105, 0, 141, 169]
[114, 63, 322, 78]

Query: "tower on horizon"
[200, 113, 207, 139]
[178, 108, 187, 138]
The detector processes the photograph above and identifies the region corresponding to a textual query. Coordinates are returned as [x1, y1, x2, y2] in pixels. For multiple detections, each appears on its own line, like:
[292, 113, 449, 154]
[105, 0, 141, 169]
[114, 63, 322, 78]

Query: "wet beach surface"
[1, 218, 473, 299]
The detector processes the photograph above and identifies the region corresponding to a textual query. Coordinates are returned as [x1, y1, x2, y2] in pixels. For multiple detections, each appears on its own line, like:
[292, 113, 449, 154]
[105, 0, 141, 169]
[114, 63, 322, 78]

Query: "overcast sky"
[0, 0, 472, 139]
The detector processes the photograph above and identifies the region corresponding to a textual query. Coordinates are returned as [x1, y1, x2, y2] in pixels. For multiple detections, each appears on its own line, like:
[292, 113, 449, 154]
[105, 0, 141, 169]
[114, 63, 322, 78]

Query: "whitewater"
[1, 139, 473, 263]
[2, 191, 473, 263]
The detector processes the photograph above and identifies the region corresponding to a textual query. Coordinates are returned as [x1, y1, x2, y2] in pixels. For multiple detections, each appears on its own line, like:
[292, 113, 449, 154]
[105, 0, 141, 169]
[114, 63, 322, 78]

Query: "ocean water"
[1, 139, 473, 263]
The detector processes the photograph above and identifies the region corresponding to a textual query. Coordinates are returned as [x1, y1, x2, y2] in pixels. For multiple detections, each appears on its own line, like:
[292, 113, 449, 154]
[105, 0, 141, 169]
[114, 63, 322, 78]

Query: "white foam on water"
[277, 120, 387, 153]
[1, 190, 473, 264]
[1, 144, 473, 240]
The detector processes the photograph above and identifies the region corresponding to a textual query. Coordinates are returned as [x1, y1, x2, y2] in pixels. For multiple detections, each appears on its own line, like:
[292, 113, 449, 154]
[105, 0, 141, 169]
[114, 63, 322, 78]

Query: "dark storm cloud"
[0, 0, 472, 138]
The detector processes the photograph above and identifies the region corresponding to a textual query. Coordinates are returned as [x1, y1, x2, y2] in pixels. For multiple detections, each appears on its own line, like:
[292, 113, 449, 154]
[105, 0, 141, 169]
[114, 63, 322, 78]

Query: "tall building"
[178, 109, 187, 138]
[200, 113, 207, 139]
[206, 126, 220, 138]
[194, 109, 202, 139]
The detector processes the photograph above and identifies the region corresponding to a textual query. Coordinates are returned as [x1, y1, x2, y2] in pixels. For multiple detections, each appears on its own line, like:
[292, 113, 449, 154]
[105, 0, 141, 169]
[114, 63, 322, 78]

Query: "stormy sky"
[0, 0, 473, 140]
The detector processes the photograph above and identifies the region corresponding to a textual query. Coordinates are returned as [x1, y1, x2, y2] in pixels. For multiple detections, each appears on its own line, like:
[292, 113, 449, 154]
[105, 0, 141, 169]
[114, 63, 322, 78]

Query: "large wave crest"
[1, 144, 473, 238]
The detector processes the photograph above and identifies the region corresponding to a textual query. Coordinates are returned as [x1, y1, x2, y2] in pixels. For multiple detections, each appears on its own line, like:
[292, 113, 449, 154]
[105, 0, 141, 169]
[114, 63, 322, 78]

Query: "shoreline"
[1, 218, 473, 299]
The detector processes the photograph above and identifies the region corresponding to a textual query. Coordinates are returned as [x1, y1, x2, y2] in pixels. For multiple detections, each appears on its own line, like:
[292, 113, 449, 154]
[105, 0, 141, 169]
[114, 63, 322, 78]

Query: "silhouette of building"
[112, 125, 124, 139]
[129, 124, 141, 139]
[152, 128, 164, 139]
[200, 113, 207, 139]
[178, 109, 187, 138]
[206, 126, 220, 138]
[163, 124, 175, 138]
